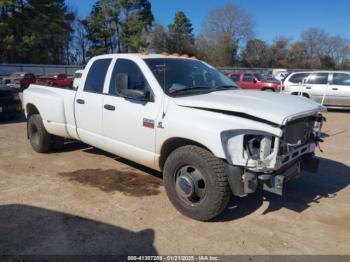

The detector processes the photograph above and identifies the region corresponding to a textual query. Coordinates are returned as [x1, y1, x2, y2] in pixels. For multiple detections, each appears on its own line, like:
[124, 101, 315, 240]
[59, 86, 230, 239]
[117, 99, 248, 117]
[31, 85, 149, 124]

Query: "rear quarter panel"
[23, 85, 78, 139]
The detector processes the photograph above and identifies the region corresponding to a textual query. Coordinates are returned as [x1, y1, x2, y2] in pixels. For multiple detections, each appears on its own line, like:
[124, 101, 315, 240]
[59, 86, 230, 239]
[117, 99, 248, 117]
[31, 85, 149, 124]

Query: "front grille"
[279, 116, 315, 154]
[284, 117, 314, 145]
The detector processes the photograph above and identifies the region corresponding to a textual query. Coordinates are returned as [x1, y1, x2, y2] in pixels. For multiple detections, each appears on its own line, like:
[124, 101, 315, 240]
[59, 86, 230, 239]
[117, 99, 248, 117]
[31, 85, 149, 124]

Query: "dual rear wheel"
[28, 114, 64, 153]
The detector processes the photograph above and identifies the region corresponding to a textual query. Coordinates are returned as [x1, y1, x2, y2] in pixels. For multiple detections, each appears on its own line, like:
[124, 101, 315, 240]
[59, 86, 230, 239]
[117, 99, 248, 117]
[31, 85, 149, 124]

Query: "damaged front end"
[223, 113, 325, 196]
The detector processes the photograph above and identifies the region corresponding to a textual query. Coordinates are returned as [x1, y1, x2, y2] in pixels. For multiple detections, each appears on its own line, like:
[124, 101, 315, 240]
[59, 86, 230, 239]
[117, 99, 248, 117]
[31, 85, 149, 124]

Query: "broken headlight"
[244, 135, 275, 161]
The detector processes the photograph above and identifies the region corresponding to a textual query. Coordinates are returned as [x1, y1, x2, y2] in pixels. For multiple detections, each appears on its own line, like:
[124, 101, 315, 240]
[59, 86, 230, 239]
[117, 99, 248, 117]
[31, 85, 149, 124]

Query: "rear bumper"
[227, 154, 319, 196]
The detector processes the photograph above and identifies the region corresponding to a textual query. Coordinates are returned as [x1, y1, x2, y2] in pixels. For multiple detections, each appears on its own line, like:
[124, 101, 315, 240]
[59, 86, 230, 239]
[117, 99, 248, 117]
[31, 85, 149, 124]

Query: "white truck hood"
[173, 90, 322, 126]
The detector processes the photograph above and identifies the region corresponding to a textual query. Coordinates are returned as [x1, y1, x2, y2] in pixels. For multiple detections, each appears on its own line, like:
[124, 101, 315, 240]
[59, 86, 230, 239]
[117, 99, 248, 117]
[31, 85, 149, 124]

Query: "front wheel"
[163, 145, 231, 221]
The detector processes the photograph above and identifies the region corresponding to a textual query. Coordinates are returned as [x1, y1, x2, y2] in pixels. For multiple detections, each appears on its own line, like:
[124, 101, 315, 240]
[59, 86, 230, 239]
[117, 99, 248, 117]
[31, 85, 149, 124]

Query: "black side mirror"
[121, 89, 150, 101]
[253, 79, 257, 83]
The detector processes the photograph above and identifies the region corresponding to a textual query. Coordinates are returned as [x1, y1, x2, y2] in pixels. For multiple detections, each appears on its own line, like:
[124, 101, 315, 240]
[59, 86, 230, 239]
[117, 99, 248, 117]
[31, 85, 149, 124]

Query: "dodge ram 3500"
[23, 53, 324, 221]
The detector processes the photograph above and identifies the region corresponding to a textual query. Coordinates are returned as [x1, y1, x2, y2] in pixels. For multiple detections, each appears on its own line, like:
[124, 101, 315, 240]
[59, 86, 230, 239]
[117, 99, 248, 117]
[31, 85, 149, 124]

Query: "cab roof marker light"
[161, 52, 169, 56]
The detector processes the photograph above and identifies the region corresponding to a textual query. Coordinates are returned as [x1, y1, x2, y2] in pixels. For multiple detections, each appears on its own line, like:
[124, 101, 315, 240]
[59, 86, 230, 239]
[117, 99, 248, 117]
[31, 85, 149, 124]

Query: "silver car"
[284, 71, 350, 109]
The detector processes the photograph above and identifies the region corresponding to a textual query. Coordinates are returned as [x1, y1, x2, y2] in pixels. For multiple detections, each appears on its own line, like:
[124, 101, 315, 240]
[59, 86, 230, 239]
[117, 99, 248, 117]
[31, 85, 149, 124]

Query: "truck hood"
[173, 90, 322, 126]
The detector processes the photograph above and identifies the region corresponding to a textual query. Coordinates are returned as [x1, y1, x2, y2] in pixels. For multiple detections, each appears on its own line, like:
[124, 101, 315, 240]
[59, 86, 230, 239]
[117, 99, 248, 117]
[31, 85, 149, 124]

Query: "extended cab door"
[327, 72, 350, 107]
[102, 58, 161, 168]
[75, 58, 112, 148]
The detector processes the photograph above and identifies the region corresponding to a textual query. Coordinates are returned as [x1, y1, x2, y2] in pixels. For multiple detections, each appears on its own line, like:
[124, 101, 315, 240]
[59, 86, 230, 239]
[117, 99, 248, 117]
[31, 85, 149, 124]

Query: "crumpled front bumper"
[227, 153, 320, 196]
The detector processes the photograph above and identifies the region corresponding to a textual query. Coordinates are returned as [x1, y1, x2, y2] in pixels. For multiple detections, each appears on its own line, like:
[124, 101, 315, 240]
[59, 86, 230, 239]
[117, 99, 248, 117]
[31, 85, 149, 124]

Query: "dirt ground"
[0, 111, 349, 255]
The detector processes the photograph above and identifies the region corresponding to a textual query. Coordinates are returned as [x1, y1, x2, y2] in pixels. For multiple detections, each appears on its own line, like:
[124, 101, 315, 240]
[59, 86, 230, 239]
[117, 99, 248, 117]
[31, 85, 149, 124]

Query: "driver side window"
[109, 59, 149, 96]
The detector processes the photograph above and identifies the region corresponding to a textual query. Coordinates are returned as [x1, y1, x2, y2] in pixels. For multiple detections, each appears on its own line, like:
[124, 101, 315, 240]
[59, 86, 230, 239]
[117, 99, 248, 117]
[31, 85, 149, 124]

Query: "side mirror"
[121, 89, 150, 101]
[253, 79, 257, 83]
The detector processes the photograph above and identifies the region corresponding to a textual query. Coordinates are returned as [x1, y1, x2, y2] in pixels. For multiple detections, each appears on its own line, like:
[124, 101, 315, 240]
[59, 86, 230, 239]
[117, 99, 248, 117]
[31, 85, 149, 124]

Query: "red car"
[227, 72, 281, 92]
[2, 72, 36, 91]
[37, 73, 73, 88]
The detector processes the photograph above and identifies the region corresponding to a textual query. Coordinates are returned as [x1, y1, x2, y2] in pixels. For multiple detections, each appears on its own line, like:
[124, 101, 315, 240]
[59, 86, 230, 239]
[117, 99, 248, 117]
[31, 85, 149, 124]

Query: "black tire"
[163, 145, 230, 221]
[28, 114, 52, 153]
[262, 88, 274, 92]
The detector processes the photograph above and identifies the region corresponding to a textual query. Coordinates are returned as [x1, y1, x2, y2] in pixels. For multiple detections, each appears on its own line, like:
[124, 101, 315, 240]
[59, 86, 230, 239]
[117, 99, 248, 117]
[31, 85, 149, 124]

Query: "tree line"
[1, 1, 349, 70]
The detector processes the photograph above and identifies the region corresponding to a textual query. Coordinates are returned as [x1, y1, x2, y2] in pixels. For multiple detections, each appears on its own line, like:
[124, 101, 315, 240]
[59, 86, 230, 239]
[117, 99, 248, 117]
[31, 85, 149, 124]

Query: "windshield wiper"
[169, 86, 212, 95]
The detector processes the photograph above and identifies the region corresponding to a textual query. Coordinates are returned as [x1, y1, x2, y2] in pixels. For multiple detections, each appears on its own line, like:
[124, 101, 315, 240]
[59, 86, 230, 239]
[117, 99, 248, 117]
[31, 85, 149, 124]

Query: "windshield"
[144, 58, 239, 96]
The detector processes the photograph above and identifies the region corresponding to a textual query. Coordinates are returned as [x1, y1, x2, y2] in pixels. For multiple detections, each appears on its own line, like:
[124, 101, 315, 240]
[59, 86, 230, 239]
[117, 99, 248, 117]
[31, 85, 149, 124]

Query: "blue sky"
[66, 0, 350, 43]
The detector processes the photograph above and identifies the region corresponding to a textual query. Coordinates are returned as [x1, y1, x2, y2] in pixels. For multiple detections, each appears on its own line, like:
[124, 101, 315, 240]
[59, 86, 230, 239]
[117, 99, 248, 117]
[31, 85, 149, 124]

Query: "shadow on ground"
[53, 142, 350, 222]
[215, 157, 350, 222]
[0, 204, 157, 255]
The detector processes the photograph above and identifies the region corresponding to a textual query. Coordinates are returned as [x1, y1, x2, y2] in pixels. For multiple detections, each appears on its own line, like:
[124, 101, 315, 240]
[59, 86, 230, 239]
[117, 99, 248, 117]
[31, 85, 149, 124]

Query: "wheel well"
[159, 138, 211, 170]
[26, 103, 40, 119]
[291, 92, 310, 98]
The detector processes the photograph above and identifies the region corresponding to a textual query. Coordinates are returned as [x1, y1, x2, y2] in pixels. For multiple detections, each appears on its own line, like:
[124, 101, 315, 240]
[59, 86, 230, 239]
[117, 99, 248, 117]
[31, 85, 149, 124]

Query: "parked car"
[73, 70, 84, 90]
[37, 73, 73, 88]
[271, 69, 289, 82]
[227, 72, 281, 91]
[284, 71, 350, 108]
[0, 87, 22, 119]
[23, 53, 324, 221]
[2, 72, 36, 91]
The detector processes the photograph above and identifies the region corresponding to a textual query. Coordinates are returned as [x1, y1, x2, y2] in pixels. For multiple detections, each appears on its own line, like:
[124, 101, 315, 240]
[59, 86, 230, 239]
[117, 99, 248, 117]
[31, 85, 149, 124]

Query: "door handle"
[104, 104, 115, 111]
[305, 86, 312, 89]
[332, 88, 338, 91]
[76, 99, 85, 104]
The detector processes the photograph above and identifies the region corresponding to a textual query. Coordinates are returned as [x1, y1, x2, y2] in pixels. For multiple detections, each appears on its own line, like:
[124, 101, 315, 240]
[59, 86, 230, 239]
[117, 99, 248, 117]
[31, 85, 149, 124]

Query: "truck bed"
[23, 84, 79, 139]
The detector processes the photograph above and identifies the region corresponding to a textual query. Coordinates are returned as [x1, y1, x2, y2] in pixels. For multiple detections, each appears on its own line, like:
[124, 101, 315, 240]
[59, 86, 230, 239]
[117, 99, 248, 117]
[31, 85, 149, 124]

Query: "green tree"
[84, 0, 153, 55]
[149, 24, 167, 52]
[0, 0, 75, 64]
[167, 11, 194, 54]
[119, 0, 153, 52]
[270, 37, 290, 68]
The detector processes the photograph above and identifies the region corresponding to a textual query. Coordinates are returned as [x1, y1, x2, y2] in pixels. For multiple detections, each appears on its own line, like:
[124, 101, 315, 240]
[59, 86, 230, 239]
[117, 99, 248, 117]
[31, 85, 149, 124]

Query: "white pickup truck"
[23, 53, 324, 221]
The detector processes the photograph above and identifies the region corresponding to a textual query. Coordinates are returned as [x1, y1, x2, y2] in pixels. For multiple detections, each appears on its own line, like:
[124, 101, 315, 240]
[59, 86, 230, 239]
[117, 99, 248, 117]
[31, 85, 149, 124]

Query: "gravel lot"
[0, 111, 349, 255]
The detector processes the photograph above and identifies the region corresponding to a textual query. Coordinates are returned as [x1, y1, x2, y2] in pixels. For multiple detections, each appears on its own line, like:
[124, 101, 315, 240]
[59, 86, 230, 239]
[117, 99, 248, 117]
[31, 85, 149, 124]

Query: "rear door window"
[307, 73, 329, 85]
[332, 73, 350, 86]
[84, 59, 112, 93]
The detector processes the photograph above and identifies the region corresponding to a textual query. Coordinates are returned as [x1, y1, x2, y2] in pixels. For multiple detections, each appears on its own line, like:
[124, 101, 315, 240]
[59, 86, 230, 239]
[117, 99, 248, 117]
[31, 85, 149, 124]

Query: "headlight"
[244, 135, 274, 161]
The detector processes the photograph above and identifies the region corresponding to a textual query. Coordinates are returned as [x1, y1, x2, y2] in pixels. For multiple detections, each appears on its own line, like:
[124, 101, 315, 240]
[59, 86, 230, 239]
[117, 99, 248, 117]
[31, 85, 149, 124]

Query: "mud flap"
[226, 165, 245, 196]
